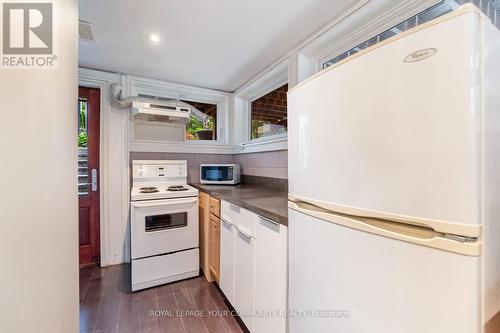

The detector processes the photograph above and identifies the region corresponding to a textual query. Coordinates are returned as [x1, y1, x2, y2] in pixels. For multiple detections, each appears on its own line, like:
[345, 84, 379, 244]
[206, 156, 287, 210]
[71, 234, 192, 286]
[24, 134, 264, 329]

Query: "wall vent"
[79, 20, 95, 42]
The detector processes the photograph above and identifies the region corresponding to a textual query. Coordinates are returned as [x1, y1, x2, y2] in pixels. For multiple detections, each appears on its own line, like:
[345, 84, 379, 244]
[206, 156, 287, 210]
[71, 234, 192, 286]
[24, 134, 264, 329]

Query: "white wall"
[0, 0, 79, 332]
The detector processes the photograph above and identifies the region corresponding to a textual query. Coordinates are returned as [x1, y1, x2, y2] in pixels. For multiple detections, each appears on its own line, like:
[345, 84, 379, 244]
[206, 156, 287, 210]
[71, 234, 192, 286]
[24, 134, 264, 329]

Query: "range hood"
[109, 83, 209, 123]
[132, 100, 190, 119]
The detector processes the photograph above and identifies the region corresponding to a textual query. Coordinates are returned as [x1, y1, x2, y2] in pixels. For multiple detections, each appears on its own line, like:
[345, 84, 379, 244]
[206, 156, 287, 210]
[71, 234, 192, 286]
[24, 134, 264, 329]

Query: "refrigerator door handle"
[288, 200, 481, 256]
[288, 194, 481, 238]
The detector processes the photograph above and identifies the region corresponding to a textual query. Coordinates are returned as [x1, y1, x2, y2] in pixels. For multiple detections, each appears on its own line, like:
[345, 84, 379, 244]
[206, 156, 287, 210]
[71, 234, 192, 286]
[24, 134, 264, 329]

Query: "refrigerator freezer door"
[288, 11, 481, 226]
[288, 209, 481, 333]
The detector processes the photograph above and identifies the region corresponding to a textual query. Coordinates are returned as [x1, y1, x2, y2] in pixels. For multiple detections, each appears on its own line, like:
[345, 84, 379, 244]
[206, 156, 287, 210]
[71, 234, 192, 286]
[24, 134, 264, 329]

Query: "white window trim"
[233, 59, 289, 153]
[125, 74, 233, 154]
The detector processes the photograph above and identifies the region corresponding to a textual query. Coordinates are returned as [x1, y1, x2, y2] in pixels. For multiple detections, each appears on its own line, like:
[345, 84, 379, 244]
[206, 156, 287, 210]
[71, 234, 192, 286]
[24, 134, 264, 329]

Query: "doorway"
[78, 87, 101, 267]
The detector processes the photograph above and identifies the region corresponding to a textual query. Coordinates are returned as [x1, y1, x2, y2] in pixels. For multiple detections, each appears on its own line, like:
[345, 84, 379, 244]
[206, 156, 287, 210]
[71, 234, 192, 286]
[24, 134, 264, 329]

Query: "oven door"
[131, 197, 199, 259]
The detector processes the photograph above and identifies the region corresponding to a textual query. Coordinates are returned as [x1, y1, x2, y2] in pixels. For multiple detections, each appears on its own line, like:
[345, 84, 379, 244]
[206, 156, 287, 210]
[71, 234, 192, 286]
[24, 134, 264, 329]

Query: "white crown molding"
[235, 58, 289, 100]
[125, 74, 231, 101]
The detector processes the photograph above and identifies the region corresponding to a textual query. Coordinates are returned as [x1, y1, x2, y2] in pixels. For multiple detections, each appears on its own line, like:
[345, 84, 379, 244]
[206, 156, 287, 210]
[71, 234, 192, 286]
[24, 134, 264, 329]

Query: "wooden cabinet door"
[199, 192, 211, 281]
[209, 214, 220, 282]
[209, 197, 220, 217]
[254, 217, 288, 333]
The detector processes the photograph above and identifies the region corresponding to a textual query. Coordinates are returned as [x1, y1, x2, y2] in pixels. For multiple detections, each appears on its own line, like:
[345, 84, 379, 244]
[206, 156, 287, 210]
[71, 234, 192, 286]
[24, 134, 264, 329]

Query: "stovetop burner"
[140, 186, 159, 193]
[167, 185, 189, 192]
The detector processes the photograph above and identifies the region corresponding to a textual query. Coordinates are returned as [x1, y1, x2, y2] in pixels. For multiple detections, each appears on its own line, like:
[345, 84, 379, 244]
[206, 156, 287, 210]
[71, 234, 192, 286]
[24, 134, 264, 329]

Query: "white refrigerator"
[288, 4, 500, 333]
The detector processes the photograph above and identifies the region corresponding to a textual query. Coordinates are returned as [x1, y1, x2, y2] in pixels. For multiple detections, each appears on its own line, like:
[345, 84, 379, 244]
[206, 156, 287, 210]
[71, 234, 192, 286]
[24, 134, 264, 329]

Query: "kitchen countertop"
[190, 183, 288, 226]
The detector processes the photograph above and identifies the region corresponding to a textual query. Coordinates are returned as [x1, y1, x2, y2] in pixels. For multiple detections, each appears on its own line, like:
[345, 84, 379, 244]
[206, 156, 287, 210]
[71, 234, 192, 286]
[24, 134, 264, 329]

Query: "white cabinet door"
[219, 218, 235, 304]
[234, 227, 256, 332]
[254, 217, 287, 333]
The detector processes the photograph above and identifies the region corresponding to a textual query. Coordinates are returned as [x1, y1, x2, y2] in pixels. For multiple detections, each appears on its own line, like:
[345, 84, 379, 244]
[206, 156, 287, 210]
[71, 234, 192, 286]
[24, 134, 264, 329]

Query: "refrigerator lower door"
[288, 208, 481, 333]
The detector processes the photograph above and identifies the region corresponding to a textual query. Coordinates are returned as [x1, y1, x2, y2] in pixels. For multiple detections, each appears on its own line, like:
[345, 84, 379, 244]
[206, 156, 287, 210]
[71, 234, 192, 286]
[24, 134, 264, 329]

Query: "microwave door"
[202, 166, 231, 182]
[205, 166, 225, 181]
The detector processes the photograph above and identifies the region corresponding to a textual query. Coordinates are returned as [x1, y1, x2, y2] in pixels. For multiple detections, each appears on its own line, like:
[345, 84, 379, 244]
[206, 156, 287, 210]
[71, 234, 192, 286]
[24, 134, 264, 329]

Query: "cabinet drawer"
[209, 197, 220, 217]
[221, 200, 257, 237]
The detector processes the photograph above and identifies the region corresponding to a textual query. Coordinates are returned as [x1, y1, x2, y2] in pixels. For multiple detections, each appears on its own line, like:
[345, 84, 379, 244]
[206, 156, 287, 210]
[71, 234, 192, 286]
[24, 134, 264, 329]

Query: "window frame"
[125, 75, 231, 152]
[233, 59, 289, 153]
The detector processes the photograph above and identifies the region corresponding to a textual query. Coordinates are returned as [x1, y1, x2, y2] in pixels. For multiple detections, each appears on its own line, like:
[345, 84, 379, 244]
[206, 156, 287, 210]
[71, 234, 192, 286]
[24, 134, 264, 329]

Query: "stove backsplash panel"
[129, 150, 287, 183]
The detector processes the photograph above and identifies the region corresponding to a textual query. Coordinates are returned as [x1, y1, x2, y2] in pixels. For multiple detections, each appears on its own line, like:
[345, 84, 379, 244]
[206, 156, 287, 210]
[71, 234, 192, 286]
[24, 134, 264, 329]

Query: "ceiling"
[78, 0, 358, 92]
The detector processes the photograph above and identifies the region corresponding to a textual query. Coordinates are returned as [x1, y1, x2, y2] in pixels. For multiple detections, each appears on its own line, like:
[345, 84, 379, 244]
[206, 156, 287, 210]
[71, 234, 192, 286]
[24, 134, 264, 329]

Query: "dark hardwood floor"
[80, 264, 245, 333]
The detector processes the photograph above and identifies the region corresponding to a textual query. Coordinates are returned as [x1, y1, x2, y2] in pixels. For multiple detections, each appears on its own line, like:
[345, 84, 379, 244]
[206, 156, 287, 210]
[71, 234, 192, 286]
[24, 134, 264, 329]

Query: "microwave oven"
[200, 164, 241, 185]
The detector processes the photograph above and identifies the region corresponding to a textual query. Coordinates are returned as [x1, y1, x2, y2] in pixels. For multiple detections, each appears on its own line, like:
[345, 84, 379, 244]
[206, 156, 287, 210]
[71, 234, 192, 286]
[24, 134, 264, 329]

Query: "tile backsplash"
[130, 150, 288, 183]
[233, 150, 287, 179]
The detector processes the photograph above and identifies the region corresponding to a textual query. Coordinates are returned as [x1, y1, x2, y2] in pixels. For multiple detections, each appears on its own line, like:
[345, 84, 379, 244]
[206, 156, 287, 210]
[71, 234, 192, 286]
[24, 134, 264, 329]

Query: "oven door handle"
[131, 198, 197, 208]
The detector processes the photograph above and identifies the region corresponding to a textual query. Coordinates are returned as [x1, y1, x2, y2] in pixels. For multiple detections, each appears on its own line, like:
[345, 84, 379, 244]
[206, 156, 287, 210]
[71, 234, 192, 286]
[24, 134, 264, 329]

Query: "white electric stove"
[130, 160, 199, 291]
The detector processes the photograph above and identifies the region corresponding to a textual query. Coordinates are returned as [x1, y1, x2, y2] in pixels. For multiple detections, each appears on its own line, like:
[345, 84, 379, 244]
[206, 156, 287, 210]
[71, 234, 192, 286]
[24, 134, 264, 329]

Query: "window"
[78, 98, 88, 196]
[250, 84, 288, 140]
[182, 100, 217, 141]
[136, 94, 218, 142]
[322, 1, 454, 69]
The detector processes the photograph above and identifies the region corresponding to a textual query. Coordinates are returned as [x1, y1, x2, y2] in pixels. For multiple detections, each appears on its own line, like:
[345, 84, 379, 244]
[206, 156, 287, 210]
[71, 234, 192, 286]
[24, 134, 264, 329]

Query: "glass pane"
[145, 212, 188, 232]
[322, 1, 453, 69]
[251, 84, 288, 140]
[182, 100, 217, 141]
[201, 166, 232, 181]
[416, 2, 452, 24]
[78, 99, 89, 196]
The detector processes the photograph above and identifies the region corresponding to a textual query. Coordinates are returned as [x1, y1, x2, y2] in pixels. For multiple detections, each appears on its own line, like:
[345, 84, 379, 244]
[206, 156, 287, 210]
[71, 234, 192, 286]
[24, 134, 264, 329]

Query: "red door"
[78, 87, 100, 267]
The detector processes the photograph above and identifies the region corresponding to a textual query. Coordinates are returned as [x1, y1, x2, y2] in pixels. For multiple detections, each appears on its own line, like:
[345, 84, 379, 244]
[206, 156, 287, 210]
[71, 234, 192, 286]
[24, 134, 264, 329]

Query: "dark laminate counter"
[190, 183, 288, 226]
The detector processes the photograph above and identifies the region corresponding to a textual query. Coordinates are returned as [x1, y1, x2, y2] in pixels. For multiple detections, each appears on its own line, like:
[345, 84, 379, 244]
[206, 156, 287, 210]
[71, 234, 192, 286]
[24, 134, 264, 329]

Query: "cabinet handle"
[132, 198, 197, 208]
[259, 216, 280, 230]
[260, 216, 279, 226]
[236, 226, 253, 239]
[221, 218, 232, 226]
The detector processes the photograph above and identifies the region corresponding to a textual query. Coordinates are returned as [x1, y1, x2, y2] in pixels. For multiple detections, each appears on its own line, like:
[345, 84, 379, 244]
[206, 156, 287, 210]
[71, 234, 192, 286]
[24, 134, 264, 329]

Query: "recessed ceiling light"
[149, 34, 160, 43]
